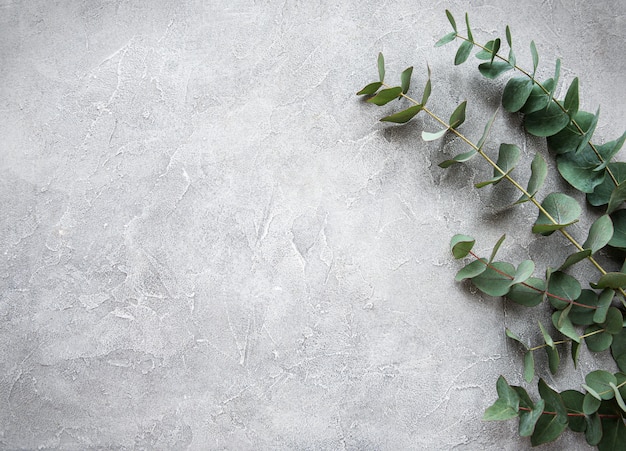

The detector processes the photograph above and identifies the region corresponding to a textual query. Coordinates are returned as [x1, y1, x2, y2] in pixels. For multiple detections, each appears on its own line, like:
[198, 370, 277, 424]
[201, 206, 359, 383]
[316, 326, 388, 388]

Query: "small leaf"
[435, 31, 457, 47]
[609, 382, 626, 412]
[423, 129, 447, 142]
[594, 129, 626, 171]
[592, 272, 626, 290]
[593, 288, 614, 324]
[610, 328, 626, 372]
[585, 370, 617, 400]
[455, 259, 487, 281]
[583, 215, 614, 253]
[439, 149, 477, 168]
[400, 66, 413, 94]
[564, 77, 579, 118]
[519, 398, 544, 436]
[524, 101, 571, 137]
[421, 65, 432, 106]
[533, 193, 581, 236]
[546, 345, 560, 375]
[584, 413, 602, 446]
[539, 321, 555, 349]
[475, 40, 495, 60]
[357, 81, 382, 96]
[524, 351, 535, 383]
[366, 87, 402, 106]
[557, 147, 608, 193]
[445, 9, 457, 32]
[571, 340, 581, 368]
[496, 375, 520, 408]
[558, 249, 592, 271]
[530, 40, 539, 75]
[471, 262, 515, 297]
[489, 234, 506, 263]
[380, 105, 423, 124]
[547, 110, 596, 154]
[377, 52, 385, 82]
[549, 58, 561, 100]
[478, 61, 512, 79]
[584, 324, 613, 352]
[450, 234, 475, 259]
[517, 153, 548, 204]
[598, 413, 626, 450]
[561, 390, 585, 433]
[583, 391, 602, 414]
[589, 163, 626, 207]
[569, 289, 600, 326]
[512, 260, 535, 285]
[502, 77, 534, 113]
[576, 107, 600, 154]
[505, 328, 527, 347]
[483, 399, 519, 421]
[505, 25, 512, 48]
[507, 277, 544, 307]
[521, 78, 555, 114]
[476, 109, 498, 150]
[607, 181, 626, 214]
[531, 379, 568, 446]
[546, 271, 581, 310]
[449, 101, 467, 128]
[464, 12, 473, 42]
[490, 38, 501, 64]
[475, 143, 521, 187]
[603, 307, 623, 335]
[552, 307, 580, 343]
[455, 40, 473, 65]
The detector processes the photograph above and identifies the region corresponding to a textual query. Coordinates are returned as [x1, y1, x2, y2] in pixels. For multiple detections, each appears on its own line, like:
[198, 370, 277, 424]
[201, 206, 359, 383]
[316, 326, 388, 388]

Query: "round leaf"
[533, 193, 581, 236]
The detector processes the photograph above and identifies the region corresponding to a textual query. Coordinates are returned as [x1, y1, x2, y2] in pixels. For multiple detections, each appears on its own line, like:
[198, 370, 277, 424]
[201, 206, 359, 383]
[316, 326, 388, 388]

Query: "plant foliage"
[357, 10, 626, 448]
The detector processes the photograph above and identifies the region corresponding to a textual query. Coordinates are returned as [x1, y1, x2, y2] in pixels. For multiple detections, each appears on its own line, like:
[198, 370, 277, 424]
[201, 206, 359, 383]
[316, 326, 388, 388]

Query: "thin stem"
[528, 328, 605, 352]
[468, 250, 596, 309]
[455, 35, 619, 186]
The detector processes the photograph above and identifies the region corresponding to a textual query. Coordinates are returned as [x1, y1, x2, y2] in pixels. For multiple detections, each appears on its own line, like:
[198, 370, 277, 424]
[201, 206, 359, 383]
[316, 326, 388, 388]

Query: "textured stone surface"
[1, 0, 625, 449]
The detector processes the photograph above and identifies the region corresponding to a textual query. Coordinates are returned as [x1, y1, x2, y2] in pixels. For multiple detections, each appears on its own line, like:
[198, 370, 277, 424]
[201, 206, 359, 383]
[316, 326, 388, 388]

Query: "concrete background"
[1, 0, 625, 449]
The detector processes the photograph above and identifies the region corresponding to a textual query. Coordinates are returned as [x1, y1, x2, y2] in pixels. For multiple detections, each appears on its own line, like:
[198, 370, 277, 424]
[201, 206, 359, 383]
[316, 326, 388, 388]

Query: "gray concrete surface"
[1, 0, 625, 449]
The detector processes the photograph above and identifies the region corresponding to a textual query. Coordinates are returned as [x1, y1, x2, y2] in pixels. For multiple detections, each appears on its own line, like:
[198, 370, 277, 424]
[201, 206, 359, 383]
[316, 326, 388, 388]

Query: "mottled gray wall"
[1, 0, 625, 449]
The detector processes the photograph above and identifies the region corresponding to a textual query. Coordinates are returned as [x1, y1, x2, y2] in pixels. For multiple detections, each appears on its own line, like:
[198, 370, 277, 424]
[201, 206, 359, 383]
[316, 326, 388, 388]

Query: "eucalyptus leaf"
[517, 153, 548, 204]
[450, 234, 475, 258]
[521, 78, 555, 114]
[602, 307, 623, 335]
[546, 270, 581, 310]
[583, 215, 614, 253]
[455, 259, 487, 281]
[464, 12, 473, 42]
[564, 77, 580, 118]
[593, 288, 614, 324]
[519, 398, 544, 437]
[530, 40, 539, 75]
[435, 31, 457, 47]
[367, 87, 402, 105]
[569, 289, 600, 326]
[449, 101, 467, 128]
[524, 350, 535, 383]
[490, 38, 501, 64]
[584, 413, 602, 446]
[584, 324, 613, 352]
[610, 328, 626, 372]
[606, 181, 626, 214]
[533, 192, 581, 236]
[576, 107, 600, 154]
[477, 109, 499, 150]
[539, 321, 555, 349]
[609, 382, 626, 412]
[476, 144, 520, 187]
[378, 52, 385, 82]
[423, 129, 448, 142]
[421, 65, 432, 106]
[524, 101, 571, 137]
[585, 370, 617, 401]
[547, 110, 595, 154]
[380, 105, 423, 124]
[475, 40, 496, 60]
[512, 260, 535, 285]
[489, 234, 506, 263]
[561, 390, 585, 433]
[400, 66, 413, 94]
[558, 249, 592, 271]
[609, 209, 626, 250]
[549, 58, 561, 100]
[556, 146, 607, 193]
[598, 413, 626, 450]
[505, 25, 512, 48]
[439, 149, 478, 168]
[531, 379, 568, 446]
[445, 9, 457, 32]
[357, 81, 382, 96]
[478, 61, 512, 79]
[507, 277, 544, 307]
[583, 391, 602, 415]
[592, 272, 626, 290]
[546, 344, 560, 374]
[455, 40, 473, 65]
[502, 77, 534, 113]
[552, 308, 580, 343]
[589, 162, 626, 207]
[471, 261, 515, 297]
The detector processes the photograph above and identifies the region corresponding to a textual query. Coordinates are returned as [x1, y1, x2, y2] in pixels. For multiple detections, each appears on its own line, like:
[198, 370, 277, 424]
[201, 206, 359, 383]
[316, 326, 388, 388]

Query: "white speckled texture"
[1, 0, 625, 449]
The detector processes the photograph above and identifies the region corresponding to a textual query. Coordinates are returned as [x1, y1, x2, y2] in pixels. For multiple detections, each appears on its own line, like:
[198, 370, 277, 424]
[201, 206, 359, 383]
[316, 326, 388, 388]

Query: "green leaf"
[539, 321, 555, 349]
[435, 31, 457, 47]
[517, 153, 548, 204]
[546, 345, 560, 374]
[611, 328, 626, 372]
[450, 234, 475, 258]
[569, 289, 600, 326]
[533, 193, 581, 235]
[519, 398, 544, 437]
[530, 40, 539, 75]
[524, 350, 535, 383]
[421, 65, 432, 106]
[490, 38, 501, 64]
[400, 66, 413, 94]
[512, 260, 535, 285]
[571, 340, 581, 368]
[589, 163, 626, 207]
[366, 87, 402, 106]
[445, 9, 457, 32]
[475, 40, 496, 60]
[507, 277, 544, 307]
[455, 259, 487, 281]
[475, 144, 520, 188]
[586, 370, 617, 400]
[477, 109, 498, 150]
[609, 382, 626, 412]
[564, 77, 580, 118]
[497, 375, 520, 408]
[464, 12, 473, 42]
[556, 145, 607, 193]
[593, 272, 626, 290]
[561, 390, 585, 433]
[546, 270, 581, 310]
[502, 77, 534, 113]
[594, 130, 626, 172]
[377, 52, 385, 82]
[583, 391, 602, 414]
[607, 181, 626, 214]
[489, 234, 506, 263]
[524, 101, 571, 137]
[478, 61, 512, 79]
[585, 413, 602, 446]
[547, 110, 596, 154]
[423, 129, 448, 142]
[598, 413, 626, 451]
[380, 105, 423, 124]
[449, 101, 467, 128]
[584, 324, 613, 352]
[471, 262, 515, 297]
[483, 376, 520, 421]
[576, 107, 600, 154]
[610, 209, 626, 250]
[531, 379, 568, 446]
[508, 48, 516, 67]
[552, 307, 580, 343]
[455, 40, 473, 65]
[438, 149, 477, 168]
[549, 58, 561, 100]
[583, 215, 614, 253]
[559, 249, 592, 271]
[603, 307, 623, 335]
[505, 328, 527, 347]
[520, 78, 555, 114]
[357, 81, 382, 96]
[593, 289, 614, 324]
[505, 25, 512, 48]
